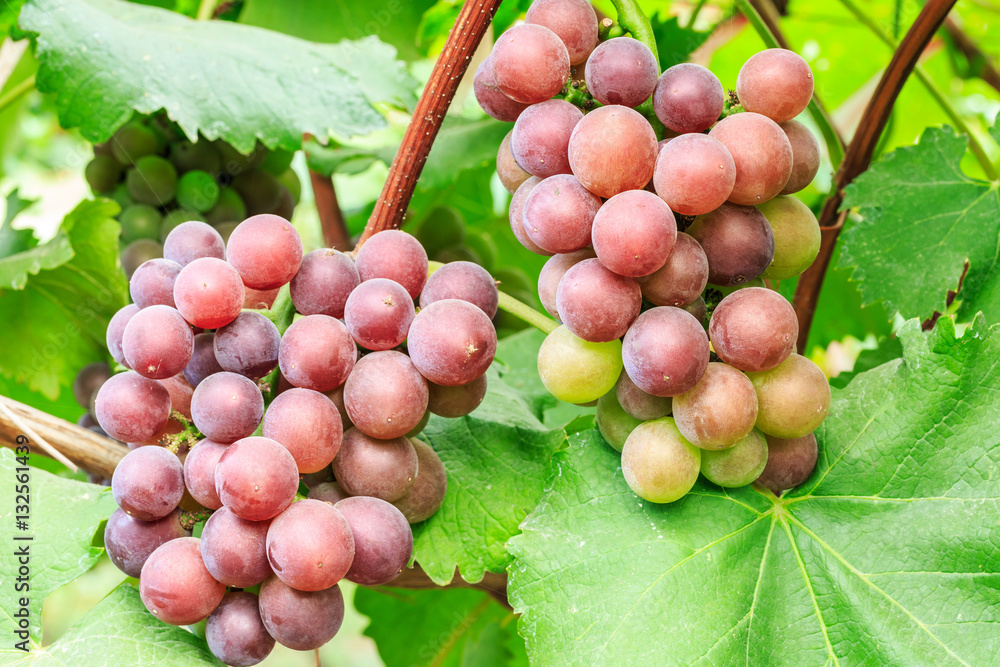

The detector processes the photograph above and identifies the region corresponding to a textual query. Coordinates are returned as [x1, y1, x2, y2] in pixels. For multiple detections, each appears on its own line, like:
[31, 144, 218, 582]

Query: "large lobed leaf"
[0, 199, 128, 399]
[508, 316, 1000, 665]
[19, 0, 417, 152]
[840, 123, 1000, 324]
[0, 447, 117, 650]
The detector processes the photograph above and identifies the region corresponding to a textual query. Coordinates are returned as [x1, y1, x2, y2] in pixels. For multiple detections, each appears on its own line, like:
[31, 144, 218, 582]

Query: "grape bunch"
[94, 215, 498, 665]
[84, 113, 301, 279]
[476, 0, 828, 502]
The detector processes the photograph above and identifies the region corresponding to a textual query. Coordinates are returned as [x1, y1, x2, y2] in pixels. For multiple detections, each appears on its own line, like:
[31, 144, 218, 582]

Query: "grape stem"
[0, 74, 36, 116]
[179, 508, 213, 532]
[195, 0, 218, 20]
[497, 290, 559, 335]
[310, 170, 352, 250]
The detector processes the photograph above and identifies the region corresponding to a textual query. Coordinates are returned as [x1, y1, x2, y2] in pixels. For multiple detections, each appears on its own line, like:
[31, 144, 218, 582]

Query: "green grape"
[176, 170, 221, 212]
[435, 244, 481, 265]
[414, 207, 465, 258]
[757, 196, 821, 280]
[465, 230, 499, 270]
[110, 121, 159, 165]
[260, 149, 295, 175]
[119, 205, 163, 243]
[231, 170, 281, 215]
[205, 188, 247, 225]
[700, 429, 768, 487]
[596, 388, 642, 452]
[745, 353, 830, 438]
[121, 239, 163, 279]
[160, 209, 206, 242]
[127, 156, 178, 206]
[621, 417, 701, 503]
[217, 141, 267, 175]
[85, 155, 122, 194]
[270, 186, 295, 219]
[169, 140, 223, 174]
[112, 183, 133, 209]
[537, 325, 622, 404]
[213, 221, 239, 244]
[493, 266, 533, 295]
[277, 168, 302, 204]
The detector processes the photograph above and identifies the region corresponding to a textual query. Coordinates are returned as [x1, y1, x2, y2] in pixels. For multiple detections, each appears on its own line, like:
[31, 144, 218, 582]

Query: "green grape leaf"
[239, 0, 435, 61]
[18, 0, 418, 152]
[355, 587, 525, 667]
[0, 198, 128, 400]
[509, 316, 1000, 665]
[0, 447, 118, 649]
[0, 231, 72, 290]
[840, 123, 1000, 324]
[651, 14, 712, 70]
[0, 584, 223, 665]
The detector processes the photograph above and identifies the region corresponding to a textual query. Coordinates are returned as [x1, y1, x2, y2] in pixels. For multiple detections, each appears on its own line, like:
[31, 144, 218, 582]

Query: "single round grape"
[491, 24, 570, 104]
[332, 428, 417, 502]
[673, 362, 758, 450]
[73, 362, 111, 409]
[217, 141, 267, 175]
[746, 354, 830, 438]
[522, 174, 601, 253]
[653, 134, 736, 216]
[231, 170, 282, 216]
[779, 119, 821, 194]
[301, 466, 330, 490]
[511, 100, 582, 179]
[258, 577, 345, 651]
[140, 537, 226, 625]
[568, 105, 657, 198]
[420, 261, 499, 318]
[343, 278, 414, 351]
[407, 299, 497, 386]
[636, 232, 708, 308]
[344, 351, 428, 439]
[757, 432, 819, 494]
[279, 315, 357, 392]
[737, 49, 814, 122]
[585, 37, 658, 107]
[393, 439, 447, 523]
[309, 481, 351, 505]
[596, 389, 642, 452]
[169, 139, 223, 174]
[537, 249, 595, 320]
[263, 388, 343, 473]
[427, 375, 487, 418]
[163, 221, 225, 268]
[159, 374, 193, 419]
[130, 258, 181, 309]
[537, 325, 622, 403]
[615, 371, 672, 421]
[592, 190, 677, 277]
[683, 296, 707, 324]
[289, 248, 358, 318]
[206, 592, 275, 667]
[267, 499, 354, 591]
[622, 307, 710, 397]
[191, 371, 263, 443]
[497, 130, 532, 194]
[86, 154, 122, 193]
[405, 410, 430, 438]
[709, 112, 793, 205]
[243, 286, 280, 310]
[95, 371, 171, 442]
[622, 417, 701, 503]
[709, 287, 797, 372]
[653, 64, 724, 134]
[213, 311, 280, 379]
[215, 436, 299, 521]
[122, 305, 194, 380]
[508, 177, 550, 255]
[175, 170, 220, 212]
[226, 214, 303, 290]
[355, 230, 428, 300]
[473, 55, 530, 122]
[182, 439, 227, 510]
[700, 429, 768, 487]
[206, 187, 247, 225]
[757, 195, 821, 280]
[335, 496, 411, 586]
[183, 332, 224, 387]
[105, 507, 189, 577]
[324, 383, 353, 431]
[687, 203, 775, 286]
[200, 506, 273, 587]
[525, 0, 598, 65]
[556, 258, 641, 342]
[110, 121, 158, 165]
[173, 257, 245, 329]
[107, 304, 140, 366]
[127, 155, 178, 206]
[119, 204, 162, 243]
[121, 239, 164, 279]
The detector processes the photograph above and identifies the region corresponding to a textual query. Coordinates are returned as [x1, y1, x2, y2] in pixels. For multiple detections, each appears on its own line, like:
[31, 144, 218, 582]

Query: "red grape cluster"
[476, 0, 828, 502]
[95, 214, 499, 665]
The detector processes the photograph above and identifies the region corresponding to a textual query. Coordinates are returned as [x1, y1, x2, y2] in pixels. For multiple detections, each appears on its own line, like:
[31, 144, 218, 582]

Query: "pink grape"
[200, 506, 273, 587]
[508, 176, 550, 255]
[615, 372, 672, 421]
[556, 258, 641, 342]
[226, 214, 303, 289]
[243, 286, 279, 310]
[122, 305, 194, 380]
[622, 307, 710, 396]
[653, 133, 736, 216]
[709, 112, 792, 205]
[173, 257, 245, 329]
[183, 439, 228, 510]
[191, 371, 264, 443]
[354, 230, 428, 300]
[780, 119, 821, 194]
[757, 432, 818, 494]
[497, 131, 532, 194]
[591, 190, 677, 277]
[215, 436, 299, 521]
[511, 100, 582, 178]
[491, 24, 570, 104]
[393, 439, 448, 523]
[709, 287, 798, 372]
[130, 258, 181, 308]
[183, 332, 224, 386]
[267, 499, 355, 591]
[213, 311, 281, 379]
[653, 64, 725, 133]
[206, 592, 275, 667]
[105, 507, 189, 578]
[107, 304, 140, 367]
[140, 537, 226, 626]
[585, 37, 658, 107]
[95, 371, 171, 442]
[332, 428, 418, 502]
[344, 278, 414, 351]
[673, 362, 759, 450]
[537, 249, 595, 319]
[568, 105, 657, 198]
[473, 55, 530, 122]
[112, 446, 184, 520]
[737, 48, 814, 122]
[308, 481, 350, 505]
[289, 248, 360, 319]
[263, 388, 343, 473]
[336, 496, 412, 586]
[525, 0, 599, 65]
[258, 577, 344, 651]
[163, 221, 225, 267]
[522, 174, 601, 253]
[636, 232, 709, 307]
[406, 299, 497, 386]
[159, 374, 193, 419]
[344, 351, 429, 439]
[621, 417, 701, 503]
[427, 375, 487, 418]
[687, 203, 774, 286]
[278, 315, 357, 392]
[420, 261, 499, 318]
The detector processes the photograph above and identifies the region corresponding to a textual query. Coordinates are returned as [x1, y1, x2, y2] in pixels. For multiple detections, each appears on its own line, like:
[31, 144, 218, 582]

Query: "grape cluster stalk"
[91, 212, 499, 664]
[477, 0, 829, 503]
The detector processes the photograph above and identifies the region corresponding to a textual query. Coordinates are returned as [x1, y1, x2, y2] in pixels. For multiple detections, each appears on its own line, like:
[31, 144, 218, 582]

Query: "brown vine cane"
[792, 0, 959, 352]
